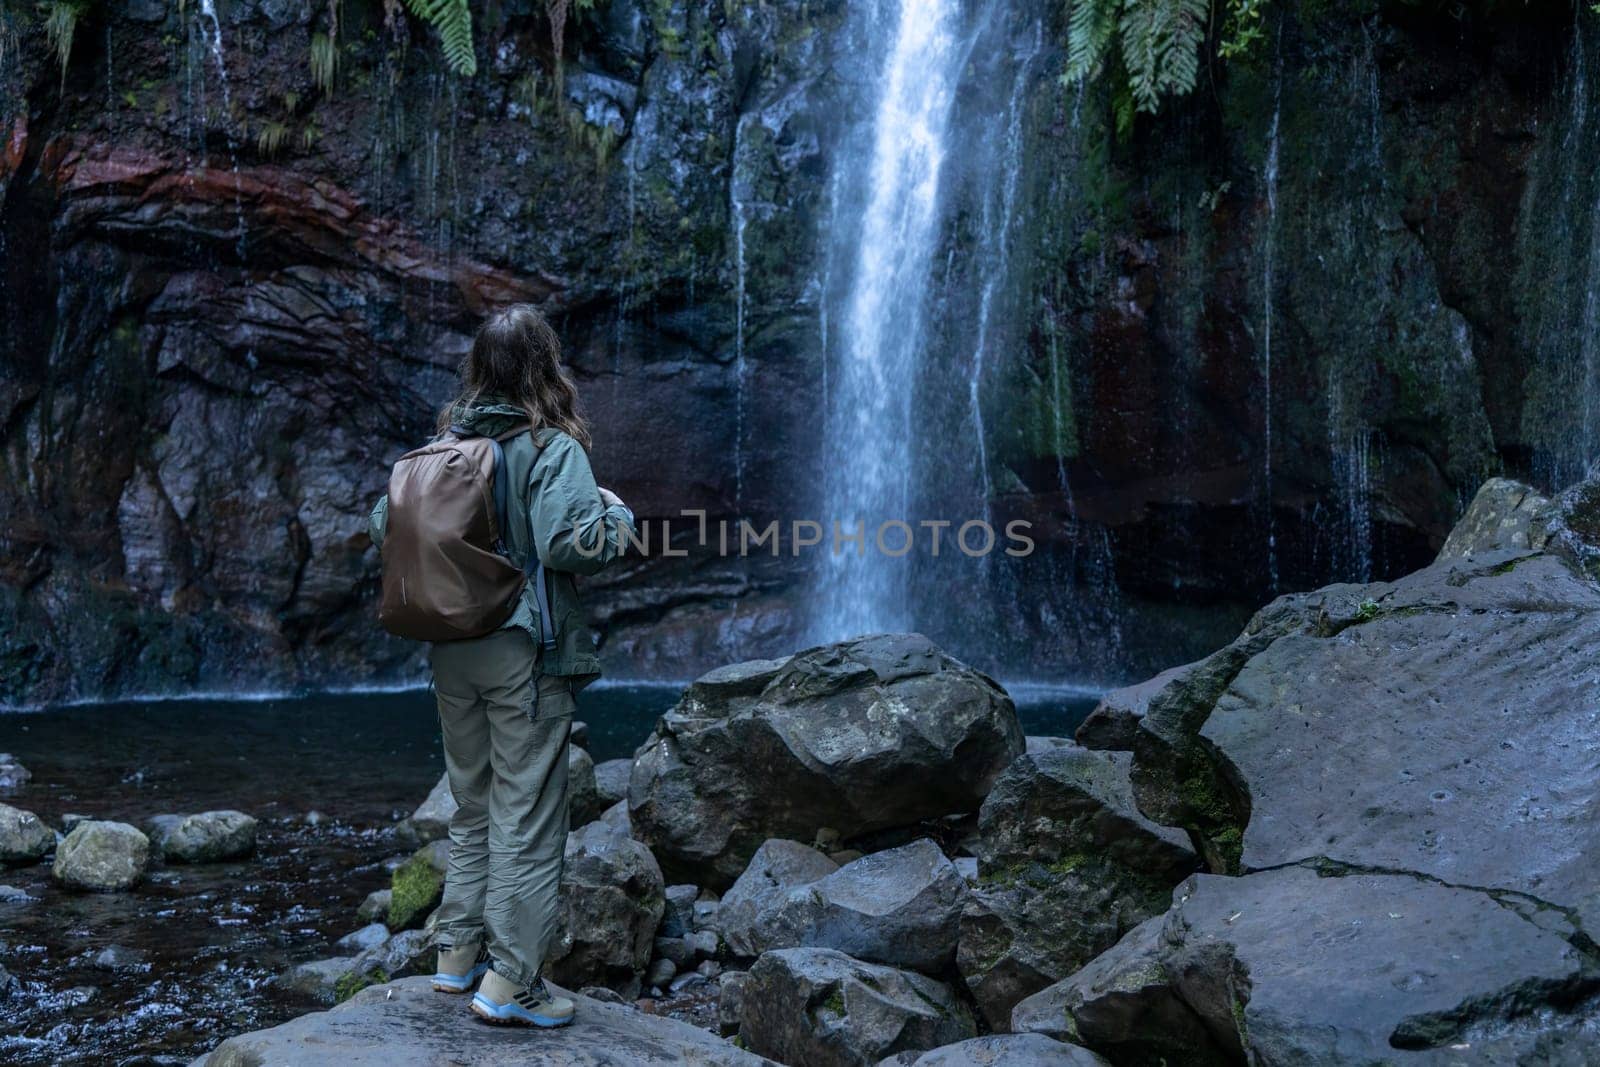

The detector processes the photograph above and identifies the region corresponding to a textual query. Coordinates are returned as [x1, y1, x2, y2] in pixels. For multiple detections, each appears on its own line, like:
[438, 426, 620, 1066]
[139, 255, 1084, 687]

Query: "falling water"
[816, 0, 971, 639]
[967, 22, 1043, 516]
[1517, 16, 1600, 487]
[1259, 67, 1282, 591]
[730, 113, 757, 508]
[195, 0, 247, 261]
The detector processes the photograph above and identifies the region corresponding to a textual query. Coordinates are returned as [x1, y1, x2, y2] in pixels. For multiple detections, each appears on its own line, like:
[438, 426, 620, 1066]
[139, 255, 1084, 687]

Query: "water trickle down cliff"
[1518, 14, 1600, 489]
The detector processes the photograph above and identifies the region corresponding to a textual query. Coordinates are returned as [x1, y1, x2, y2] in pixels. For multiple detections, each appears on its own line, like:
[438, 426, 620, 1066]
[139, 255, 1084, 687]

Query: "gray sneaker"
[471, 969, 575, 1028]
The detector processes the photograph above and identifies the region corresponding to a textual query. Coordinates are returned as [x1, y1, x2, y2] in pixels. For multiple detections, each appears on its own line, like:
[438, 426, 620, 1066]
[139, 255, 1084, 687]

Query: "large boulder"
[878, 1034, 1111, 1066]
[731, 839, 969, 973]
[52, 820, 149, 891]
[0, 803, 53, 864]
[718, 838, 840, 956]
[1013, 867, 1591, 1065]
[407, 774, 455, 843]
[957, 747, 1198, 1029]
[1196, 550, 1600, 906]
[742, 948, 976, 1067]
[200, 975, 767, 1065]
[545, 819, 666, 993]
[630, 634, 1025, 887]
[145, 810, 258, 862]
[1127, 475, 1600, 886]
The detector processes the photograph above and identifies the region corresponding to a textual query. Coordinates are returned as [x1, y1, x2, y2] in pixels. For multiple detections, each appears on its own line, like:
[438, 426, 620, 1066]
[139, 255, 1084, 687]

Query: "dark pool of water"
[0, 680, 1098, 1064]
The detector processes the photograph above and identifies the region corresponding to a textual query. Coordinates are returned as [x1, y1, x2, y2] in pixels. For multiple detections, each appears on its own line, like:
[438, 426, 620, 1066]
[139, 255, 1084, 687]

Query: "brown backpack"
[378, 424, 556, 645]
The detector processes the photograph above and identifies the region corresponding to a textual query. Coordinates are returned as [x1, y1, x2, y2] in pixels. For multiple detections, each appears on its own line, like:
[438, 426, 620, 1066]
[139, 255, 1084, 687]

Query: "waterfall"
[1517, 14, 1600, 488]
[1259, 63, 1282, 591]
[815, 0, 972, 639]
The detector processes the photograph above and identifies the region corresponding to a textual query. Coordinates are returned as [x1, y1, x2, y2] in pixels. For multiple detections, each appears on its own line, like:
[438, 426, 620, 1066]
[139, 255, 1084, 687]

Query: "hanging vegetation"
[401, 0, 476, 76]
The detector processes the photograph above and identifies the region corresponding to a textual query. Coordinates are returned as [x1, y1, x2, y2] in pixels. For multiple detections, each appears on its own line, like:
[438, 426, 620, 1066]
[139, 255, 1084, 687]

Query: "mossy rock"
[388, 842, 447, 930]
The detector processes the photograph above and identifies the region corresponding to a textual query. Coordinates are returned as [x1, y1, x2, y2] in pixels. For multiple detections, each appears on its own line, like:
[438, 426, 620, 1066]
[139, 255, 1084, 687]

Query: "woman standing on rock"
[368, 304, 634, 1028]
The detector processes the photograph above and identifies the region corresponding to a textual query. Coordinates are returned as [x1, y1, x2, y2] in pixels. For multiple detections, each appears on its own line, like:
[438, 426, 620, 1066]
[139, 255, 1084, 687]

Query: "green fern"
[402, 0, 476, 76]
[257, 120, 290, 157]
[1120, 0, 1208, 112]
[310, 31, 338, 93]
[1065, 0, 1119, 83]
[43, 0, 84, 85]
[1064, 0, 1211, 118]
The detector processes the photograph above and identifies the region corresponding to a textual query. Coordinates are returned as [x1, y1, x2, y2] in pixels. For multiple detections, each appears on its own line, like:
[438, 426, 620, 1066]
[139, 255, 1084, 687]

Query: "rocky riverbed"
[3, 476, 1595, 1063]
[0, 674, 1094, 1062]
[191, 475, 1600, 1065]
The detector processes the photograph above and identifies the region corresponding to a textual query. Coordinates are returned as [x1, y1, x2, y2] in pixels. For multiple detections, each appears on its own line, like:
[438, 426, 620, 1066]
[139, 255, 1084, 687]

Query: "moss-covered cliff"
[0, 0, 1592, 702]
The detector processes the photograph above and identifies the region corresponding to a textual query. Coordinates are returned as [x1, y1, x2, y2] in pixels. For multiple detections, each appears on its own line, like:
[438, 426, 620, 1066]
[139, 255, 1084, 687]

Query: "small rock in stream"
[90, 944, 150, 972]
[52, 821, 149, 891]
[0, 755, 32, 792]
[144, 810, 258, 863]
[357, 888, 392, 923]
[336, 923, 391, 954]
[0, 804, 54, 865]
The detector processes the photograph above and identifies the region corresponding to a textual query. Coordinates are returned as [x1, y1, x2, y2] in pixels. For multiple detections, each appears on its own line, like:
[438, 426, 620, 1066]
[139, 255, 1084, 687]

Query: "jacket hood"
[448, 395, 529, 437]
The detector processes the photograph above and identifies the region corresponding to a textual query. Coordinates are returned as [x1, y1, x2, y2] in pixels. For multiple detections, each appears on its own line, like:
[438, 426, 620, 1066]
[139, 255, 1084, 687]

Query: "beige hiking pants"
[429, 628, 574, 988]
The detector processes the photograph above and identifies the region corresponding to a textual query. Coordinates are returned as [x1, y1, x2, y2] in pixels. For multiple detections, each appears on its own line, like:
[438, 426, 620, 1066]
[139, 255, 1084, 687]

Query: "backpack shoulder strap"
[476, 424, 558, 655]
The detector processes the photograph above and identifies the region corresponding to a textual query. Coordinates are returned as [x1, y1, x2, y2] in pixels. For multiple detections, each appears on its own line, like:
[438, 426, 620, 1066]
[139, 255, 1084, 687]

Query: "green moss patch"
[388, 852, 445, 930]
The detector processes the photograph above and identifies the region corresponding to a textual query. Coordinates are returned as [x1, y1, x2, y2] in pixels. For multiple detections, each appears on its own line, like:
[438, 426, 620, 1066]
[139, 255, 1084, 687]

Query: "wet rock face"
[956, 747, 1198, 1029]
[628, 633, 1025, 889]
[1015, 868, 1592, 1065]
[52, 820, 150, 891]
[0, 0, 848, 706]
[1026, 478, 1600, 1062]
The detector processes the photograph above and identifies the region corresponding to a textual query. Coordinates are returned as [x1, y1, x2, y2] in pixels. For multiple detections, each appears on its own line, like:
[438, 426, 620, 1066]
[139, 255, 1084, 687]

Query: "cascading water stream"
[196, 0, 247, 261]
[1259, 61, 1282, 592]
[1516, 13, 1600, 487]
[967, 21, 1042, 519]
[816, 0, 970, 639]
[731, 113, 757, 508]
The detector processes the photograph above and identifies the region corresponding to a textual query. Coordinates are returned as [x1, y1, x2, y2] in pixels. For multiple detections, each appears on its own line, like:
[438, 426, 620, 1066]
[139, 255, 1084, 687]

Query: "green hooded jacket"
[368, 398, 635, 689]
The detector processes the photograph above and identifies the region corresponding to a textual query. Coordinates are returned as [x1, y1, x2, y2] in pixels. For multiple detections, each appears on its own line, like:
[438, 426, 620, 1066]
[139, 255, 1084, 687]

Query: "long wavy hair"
[437, 304, 591, 448]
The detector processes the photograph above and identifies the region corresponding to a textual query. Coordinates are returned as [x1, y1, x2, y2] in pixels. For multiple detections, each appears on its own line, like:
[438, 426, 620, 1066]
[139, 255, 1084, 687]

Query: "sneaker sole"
[432, 963, 489, 994]
[470, 993, 573, 1029]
